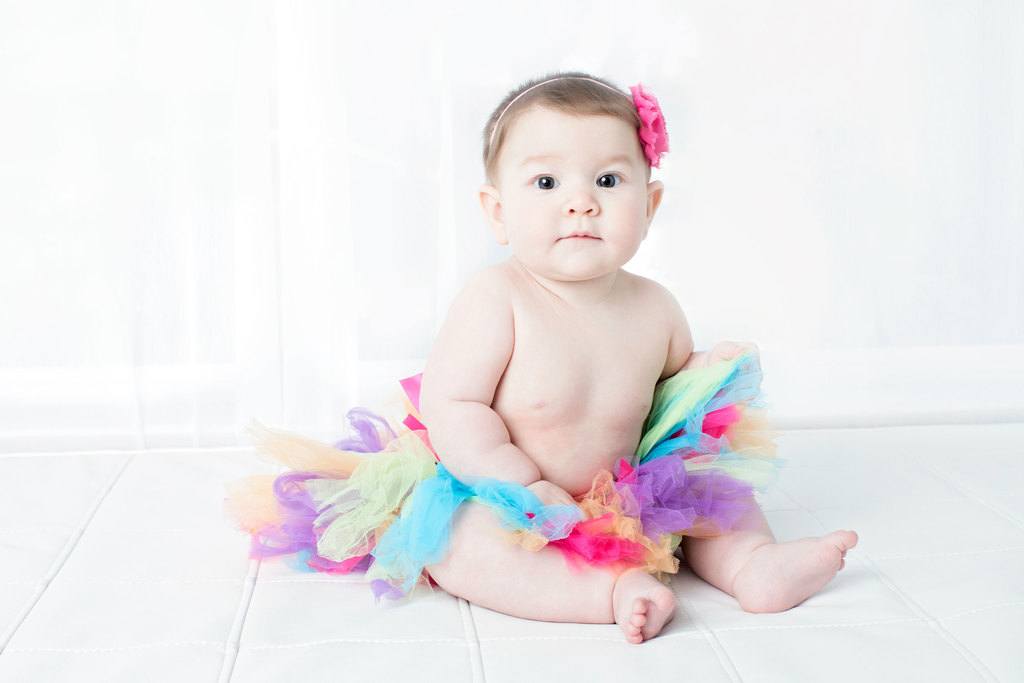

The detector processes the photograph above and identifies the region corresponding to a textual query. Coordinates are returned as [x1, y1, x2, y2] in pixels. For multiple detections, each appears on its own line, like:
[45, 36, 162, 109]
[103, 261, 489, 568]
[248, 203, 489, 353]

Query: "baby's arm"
[657, 284, 699, 376]
[419, 270, 541, 487]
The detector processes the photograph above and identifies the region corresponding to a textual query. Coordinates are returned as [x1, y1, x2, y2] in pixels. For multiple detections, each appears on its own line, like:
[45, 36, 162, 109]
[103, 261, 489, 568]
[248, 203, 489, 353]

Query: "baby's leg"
[425, 501, 676, 643]
[681, 497, 858, 613]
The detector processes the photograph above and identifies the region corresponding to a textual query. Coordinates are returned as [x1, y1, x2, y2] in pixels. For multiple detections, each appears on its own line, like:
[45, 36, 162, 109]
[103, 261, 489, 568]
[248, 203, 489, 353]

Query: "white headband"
[486, 76, 626, 150]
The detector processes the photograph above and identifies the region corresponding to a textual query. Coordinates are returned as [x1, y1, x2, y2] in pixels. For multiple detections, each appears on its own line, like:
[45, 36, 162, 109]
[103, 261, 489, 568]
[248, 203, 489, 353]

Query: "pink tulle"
[549, 514, 650, 573]
[701, 405, 742, 439]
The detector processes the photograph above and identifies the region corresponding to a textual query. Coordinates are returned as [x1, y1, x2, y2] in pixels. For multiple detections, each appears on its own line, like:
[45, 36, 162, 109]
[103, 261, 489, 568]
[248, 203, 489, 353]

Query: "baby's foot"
[611, 567, 677, 644]
[731, 529, 859, 613]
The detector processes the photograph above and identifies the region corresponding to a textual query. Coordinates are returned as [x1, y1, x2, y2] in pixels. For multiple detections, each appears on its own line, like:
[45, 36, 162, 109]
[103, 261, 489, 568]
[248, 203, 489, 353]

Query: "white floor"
[1, 423, 1022, 682]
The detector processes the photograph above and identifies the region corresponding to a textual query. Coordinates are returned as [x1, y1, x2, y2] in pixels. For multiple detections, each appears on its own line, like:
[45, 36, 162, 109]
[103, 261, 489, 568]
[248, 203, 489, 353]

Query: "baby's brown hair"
[482, 71, 648, 186]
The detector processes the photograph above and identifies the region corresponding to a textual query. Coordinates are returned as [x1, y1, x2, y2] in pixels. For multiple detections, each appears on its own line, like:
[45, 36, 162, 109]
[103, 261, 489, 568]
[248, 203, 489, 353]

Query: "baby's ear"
[478, 184, 508, 245]
[645, 180, 665, 226]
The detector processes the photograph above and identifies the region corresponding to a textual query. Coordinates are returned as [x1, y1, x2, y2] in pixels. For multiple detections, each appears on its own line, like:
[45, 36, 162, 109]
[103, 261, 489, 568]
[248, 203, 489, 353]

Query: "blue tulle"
[369, 463, 585, 597]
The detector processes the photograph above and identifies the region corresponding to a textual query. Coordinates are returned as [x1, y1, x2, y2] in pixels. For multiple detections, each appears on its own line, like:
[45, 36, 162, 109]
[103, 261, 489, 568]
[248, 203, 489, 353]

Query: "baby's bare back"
[490, 261, 670, 496]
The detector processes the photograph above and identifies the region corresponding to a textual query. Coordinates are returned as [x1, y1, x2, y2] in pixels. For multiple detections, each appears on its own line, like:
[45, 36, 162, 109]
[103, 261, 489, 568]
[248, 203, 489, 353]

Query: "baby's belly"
[506, 421, 643, 498]
[494, 382, 655, 498]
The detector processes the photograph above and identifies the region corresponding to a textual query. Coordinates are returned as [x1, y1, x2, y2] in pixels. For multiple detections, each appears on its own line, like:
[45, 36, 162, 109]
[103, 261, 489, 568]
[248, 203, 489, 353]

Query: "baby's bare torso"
[490, 261, 671, 497]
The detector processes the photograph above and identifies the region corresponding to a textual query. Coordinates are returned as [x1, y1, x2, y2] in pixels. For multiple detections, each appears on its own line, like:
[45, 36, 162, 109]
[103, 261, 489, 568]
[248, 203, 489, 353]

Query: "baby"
[417, 72, 858, 644]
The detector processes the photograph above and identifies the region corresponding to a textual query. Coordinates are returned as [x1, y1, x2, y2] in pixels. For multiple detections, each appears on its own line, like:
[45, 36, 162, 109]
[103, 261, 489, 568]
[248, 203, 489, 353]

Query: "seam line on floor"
[674, 591, 743, 683]
[219, 558, 260, 683]
[0, 454, 135, 654]
[459, 599, 486, 683]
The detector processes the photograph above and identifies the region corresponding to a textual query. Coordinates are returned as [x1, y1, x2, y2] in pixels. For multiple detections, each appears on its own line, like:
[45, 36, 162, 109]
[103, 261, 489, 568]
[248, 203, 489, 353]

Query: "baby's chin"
[528, 259, 622, 283]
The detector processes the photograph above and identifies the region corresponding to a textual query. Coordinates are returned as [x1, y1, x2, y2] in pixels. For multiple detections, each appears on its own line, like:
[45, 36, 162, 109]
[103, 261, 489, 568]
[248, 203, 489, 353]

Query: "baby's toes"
[823, 530, 858, 554]
[837, 530, 859, 550]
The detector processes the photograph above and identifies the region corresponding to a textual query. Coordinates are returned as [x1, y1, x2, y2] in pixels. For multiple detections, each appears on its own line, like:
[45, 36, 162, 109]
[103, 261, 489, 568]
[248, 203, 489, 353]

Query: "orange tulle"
[224, 474, 280, 535]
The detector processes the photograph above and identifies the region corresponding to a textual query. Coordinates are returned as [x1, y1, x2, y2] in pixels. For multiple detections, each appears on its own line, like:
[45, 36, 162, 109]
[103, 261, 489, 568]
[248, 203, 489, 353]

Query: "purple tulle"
[249, 472, 320, 558]
[332, 407, 397, 452]
[617, 454, 756, 538]
[371, 578, 404, 602]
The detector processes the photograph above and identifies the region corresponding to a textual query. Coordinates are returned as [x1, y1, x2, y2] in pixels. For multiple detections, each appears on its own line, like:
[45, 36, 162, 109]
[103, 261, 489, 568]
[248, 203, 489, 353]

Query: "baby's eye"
[534, 175, 558, 190]
[597, 173, 621, 188]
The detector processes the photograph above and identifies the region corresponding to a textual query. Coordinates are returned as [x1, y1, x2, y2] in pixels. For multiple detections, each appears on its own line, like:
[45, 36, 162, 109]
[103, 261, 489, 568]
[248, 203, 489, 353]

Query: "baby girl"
[417, 72, 859, 644]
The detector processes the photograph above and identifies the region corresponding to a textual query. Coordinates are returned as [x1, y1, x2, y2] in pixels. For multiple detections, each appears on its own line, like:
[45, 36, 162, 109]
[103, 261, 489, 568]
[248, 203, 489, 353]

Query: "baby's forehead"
[503, 109, 641, 162]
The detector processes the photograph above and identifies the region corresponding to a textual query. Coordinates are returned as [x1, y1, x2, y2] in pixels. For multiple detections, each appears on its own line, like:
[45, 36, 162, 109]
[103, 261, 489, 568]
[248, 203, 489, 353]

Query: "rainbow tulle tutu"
[226, 353, 780, 604]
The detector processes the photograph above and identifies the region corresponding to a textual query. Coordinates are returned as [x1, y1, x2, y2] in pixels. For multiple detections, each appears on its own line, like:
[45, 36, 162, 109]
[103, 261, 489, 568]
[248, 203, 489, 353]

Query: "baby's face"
[481, 105, 663, 283]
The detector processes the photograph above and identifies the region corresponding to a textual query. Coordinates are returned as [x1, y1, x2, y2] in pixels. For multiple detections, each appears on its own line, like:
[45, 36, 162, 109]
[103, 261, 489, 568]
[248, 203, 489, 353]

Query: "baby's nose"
[563, 192, 599, 216]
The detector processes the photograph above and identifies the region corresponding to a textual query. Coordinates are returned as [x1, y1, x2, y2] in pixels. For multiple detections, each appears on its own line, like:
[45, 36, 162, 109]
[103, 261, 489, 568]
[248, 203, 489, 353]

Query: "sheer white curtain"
[2, 0, 1021, 453]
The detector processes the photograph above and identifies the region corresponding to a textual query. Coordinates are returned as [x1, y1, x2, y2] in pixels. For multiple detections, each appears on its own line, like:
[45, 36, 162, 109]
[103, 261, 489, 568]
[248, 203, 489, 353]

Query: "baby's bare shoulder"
[467, 262, 517, 298]
[622, 271, 676, 314]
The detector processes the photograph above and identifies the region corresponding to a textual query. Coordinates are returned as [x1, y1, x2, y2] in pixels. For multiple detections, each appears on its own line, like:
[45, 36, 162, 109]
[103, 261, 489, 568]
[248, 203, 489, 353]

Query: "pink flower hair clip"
[630, 82, 670, 168]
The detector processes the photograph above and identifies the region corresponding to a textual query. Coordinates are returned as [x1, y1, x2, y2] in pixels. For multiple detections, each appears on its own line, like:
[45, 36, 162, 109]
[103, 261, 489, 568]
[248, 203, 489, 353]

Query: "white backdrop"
[1, 0, 1021, 452]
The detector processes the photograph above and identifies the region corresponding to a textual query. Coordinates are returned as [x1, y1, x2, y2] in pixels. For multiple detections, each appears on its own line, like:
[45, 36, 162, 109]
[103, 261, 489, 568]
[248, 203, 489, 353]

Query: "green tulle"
[634, 357, 740, 463]
[311, 433, 437, 562]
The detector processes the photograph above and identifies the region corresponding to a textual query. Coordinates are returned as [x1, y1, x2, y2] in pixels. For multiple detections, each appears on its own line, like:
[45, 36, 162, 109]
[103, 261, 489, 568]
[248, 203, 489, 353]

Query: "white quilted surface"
[1, 423, 1022, 682]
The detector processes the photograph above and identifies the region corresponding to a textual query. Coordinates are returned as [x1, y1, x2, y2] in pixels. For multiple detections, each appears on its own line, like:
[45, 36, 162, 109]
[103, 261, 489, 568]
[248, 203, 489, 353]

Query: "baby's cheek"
[629, 200, 652, 232]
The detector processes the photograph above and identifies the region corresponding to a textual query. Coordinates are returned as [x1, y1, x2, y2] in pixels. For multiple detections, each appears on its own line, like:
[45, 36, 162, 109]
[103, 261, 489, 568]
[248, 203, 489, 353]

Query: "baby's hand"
[708, 340, 760, 365]
[526, 479, 579, 508]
